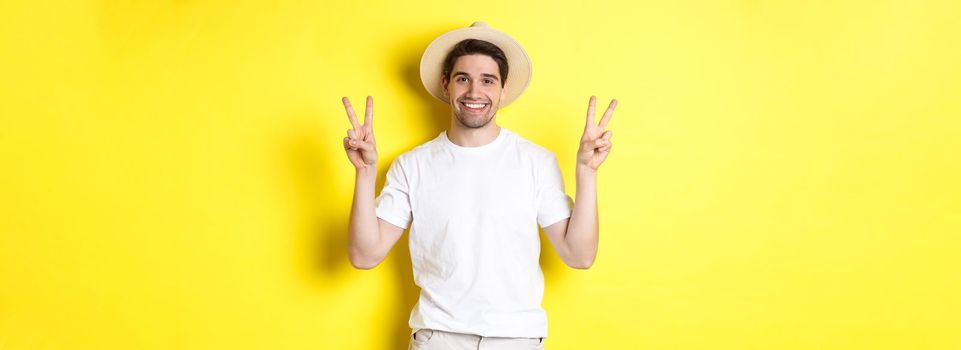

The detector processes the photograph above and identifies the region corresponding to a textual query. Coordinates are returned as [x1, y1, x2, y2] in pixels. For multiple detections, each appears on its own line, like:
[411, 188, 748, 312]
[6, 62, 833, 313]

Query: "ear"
[441, 77, 450, 99]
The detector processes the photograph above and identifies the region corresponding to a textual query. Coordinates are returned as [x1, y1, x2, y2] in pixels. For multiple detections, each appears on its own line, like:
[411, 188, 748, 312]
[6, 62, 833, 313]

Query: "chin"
[457, 113, 495, 129]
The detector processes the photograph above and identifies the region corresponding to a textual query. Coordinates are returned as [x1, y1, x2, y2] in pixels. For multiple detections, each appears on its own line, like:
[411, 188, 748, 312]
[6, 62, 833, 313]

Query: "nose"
[466, 81, 482, 98]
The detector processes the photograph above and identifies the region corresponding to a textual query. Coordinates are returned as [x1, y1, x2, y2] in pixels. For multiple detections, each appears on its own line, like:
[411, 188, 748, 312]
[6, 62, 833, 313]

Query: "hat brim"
[419, 23, 531, 107]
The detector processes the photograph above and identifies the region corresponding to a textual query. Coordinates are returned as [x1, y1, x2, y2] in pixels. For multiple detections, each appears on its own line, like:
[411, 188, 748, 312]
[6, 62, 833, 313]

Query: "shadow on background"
[286, 125, 354, 283]
[286, 115, 418, 350]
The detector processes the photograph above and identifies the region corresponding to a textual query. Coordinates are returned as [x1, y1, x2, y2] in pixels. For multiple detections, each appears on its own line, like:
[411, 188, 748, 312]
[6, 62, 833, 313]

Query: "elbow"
[567, 256, 596, 270]
[348, 250, 383, 270]
[569, 262, 593, 270]
[350, 259, 379, 270]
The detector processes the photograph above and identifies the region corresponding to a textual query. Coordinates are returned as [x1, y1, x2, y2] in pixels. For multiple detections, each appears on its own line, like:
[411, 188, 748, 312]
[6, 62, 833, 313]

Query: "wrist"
[576, 164, 597, 177]
[355, 165, 377, 180]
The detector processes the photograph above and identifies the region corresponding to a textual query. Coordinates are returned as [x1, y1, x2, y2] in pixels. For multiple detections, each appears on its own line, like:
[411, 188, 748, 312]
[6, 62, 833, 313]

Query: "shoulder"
[390, 133, 446, 166]
[504, 129, 558, 162]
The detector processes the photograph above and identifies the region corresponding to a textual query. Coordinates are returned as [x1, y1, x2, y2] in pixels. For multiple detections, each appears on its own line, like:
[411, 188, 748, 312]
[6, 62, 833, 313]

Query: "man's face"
[442, 54, 505, 129]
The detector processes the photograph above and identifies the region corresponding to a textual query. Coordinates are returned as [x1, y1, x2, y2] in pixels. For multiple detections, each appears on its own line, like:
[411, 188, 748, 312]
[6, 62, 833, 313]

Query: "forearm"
[348, 166, 381, 266]
[565, 164, 599, 268]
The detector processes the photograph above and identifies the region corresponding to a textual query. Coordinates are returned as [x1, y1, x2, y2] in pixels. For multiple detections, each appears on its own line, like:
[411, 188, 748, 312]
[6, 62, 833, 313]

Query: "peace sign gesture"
[342, 96, 378, 170]
[577, 96, 616, 171]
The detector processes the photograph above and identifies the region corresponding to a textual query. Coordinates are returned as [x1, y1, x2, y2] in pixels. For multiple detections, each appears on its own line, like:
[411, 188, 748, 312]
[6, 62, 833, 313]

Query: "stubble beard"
[453, 100, 499, 129]
[455, 111, 495, 129]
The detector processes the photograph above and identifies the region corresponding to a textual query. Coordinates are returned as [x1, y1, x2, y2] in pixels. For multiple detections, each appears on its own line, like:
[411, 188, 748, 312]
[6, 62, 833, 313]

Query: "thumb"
[349, 138, 375, 152]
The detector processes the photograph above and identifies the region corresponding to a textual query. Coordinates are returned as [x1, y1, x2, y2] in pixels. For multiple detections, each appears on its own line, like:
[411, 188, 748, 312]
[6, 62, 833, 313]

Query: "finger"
[597, 143, 612, 152]
[351, 139, 374, 152]
[342, 97, 361, 131]
[596, 150, 611, 164]
[602, 130, 613, 140]
[594, 138, 611, 148]
[347, 128, 358, 141]
[344, 137, 360, 151]
[586, 95, 597, 127]
[346, 137, 370, 151]
[364, 96, 373, 126]
[599, 99, 617, 129]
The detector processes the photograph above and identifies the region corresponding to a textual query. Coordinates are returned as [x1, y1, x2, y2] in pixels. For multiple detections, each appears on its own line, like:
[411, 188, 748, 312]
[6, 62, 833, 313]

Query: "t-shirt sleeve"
[375, 157, 413, 229]
[536, 154, 573, 228]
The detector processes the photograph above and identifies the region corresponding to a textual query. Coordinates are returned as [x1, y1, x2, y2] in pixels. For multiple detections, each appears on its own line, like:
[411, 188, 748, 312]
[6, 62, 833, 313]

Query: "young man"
[341, 22, 615, 349]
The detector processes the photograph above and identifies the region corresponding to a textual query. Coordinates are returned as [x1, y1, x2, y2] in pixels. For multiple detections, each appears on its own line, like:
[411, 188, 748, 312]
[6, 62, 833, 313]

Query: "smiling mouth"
[460, 101, 489, 113]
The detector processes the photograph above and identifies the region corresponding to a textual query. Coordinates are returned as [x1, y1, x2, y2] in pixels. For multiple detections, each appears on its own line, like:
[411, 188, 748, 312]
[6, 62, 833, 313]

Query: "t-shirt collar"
[441, 127, 508, 154]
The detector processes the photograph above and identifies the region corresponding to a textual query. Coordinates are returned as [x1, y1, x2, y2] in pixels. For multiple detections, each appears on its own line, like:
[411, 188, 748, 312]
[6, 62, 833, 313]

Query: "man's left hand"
[577, 96, 616, 171]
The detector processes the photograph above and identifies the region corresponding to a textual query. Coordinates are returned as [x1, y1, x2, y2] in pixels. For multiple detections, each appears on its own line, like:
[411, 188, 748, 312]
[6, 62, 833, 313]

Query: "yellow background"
[2, 0, 960, 349]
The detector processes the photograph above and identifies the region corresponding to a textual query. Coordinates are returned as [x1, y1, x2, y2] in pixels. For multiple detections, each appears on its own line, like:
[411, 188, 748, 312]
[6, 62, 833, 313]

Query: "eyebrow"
[453, 71, 500, 81]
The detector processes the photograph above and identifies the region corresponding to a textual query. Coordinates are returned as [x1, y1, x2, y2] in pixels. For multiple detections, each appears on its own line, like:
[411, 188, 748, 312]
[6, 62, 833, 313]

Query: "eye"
[483, 79, 494, 84]
[456, 77, 468, 82]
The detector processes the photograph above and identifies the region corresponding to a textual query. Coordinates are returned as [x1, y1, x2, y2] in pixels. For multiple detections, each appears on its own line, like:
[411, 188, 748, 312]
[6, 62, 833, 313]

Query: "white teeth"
[463, 102, 486, 109]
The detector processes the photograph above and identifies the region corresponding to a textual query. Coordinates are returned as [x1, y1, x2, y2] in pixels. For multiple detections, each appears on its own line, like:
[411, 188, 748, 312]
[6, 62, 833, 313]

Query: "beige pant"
[408, 328, 546, 350]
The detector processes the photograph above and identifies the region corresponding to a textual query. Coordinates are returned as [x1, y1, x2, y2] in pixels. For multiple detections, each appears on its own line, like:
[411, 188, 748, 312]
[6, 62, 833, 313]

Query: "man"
[341, 22, 615, 349]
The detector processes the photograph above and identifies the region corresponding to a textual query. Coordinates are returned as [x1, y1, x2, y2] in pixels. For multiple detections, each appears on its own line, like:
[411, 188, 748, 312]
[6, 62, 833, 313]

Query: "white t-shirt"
[375, 127, 573, 338]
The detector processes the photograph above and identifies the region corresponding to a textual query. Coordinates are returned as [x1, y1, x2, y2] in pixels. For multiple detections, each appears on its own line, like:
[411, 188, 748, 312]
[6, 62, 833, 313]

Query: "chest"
[408, 155, 537, 220]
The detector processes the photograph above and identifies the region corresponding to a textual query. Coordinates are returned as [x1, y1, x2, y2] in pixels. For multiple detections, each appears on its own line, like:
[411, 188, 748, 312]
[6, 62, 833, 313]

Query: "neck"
[447, 119, 501, 147]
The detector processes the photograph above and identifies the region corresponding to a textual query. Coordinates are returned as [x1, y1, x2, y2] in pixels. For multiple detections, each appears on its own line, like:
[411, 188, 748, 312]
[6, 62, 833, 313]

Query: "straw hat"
[419, 22, 532, 107]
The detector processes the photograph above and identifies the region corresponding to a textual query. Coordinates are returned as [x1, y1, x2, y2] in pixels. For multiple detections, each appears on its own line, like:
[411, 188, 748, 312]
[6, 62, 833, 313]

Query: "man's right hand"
[341, 96, 403, 270]
[342, 96, 378, 170]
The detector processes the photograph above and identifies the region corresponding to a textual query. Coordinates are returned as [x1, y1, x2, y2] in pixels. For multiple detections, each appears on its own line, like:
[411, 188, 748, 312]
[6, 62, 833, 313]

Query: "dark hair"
[442, 39, 509, 87]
